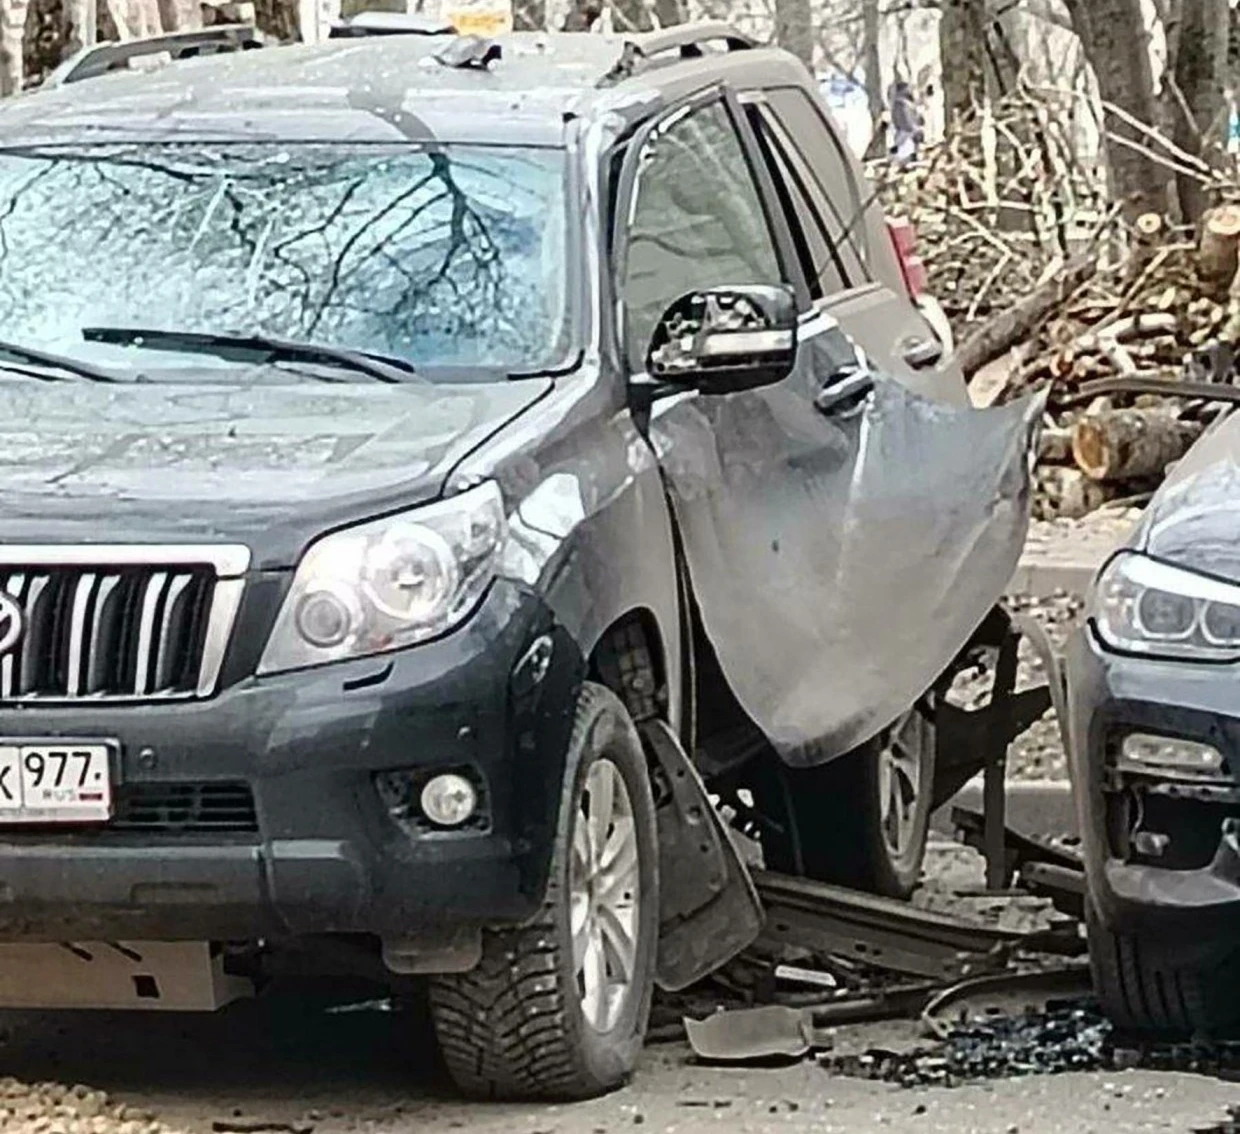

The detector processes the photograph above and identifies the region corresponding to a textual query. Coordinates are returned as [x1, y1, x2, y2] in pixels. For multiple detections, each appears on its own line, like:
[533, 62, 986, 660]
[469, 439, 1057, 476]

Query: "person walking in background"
[888, 79, 924, 165]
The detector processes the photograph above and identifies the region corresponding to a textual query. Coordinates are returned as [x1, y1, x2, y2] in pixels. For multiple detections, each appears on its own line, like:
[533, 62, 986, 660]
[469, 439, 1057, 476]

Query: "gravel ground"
[0, 998, 1237, 1134]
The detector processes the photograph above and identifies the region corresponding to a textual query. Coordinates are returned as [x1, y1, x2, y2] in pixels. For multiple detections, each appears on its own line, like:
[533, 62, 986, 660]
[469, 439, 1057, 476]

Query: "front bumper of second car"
[1066, 627, 1240, 937]
[0, 579, 584, 945]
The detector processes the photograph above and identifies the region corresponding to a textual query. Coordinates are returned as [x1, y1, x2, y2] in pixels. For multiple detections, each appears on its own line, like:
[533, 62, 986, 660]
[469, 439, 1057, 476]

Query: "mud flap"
[640, 719, 763, 991]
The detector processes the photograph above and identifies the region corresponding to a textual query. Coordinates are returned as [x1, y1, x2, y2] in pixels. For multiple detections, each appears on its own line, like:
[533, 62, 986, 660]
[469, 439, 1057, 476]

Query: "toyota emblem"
[0, 593, 24, 657]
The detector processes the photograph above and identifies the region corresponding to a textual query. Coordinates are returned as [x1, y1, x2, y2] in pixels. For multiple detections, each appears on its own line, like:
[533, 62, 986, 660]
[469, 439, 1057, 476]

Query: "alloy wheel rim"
[878, 709, 927, 866]
[569, 757, 641, 1033]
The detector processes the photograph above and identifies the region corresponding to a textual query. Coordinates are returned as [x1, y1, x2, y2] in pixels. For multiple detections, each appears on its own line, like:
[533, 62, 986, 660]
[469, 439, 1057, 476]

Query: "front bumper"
[0, 580, 584, 943]
[1066, 627, 1240, 938]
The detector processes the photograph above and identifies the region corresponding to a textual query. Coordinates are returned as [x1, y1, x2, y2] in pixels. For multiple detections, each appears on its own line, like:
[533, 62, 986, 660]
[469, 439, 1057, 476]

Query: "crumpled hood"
[0, 374, 551, 568]
[1135, 411, 1240, 583]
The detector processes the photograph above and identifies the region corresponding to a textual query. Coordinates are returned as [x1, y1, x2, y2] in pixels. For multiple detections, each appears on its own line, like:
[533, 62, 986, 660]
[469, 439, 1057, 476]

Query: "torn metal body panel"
[651, 337, 1045, 763]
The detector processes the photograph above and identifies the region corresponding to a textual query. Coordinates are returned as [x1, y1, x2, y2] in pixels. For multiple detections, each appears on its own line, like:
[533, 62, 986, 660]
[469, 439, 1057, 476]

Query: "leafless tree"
[1168, 0, 1231, 223]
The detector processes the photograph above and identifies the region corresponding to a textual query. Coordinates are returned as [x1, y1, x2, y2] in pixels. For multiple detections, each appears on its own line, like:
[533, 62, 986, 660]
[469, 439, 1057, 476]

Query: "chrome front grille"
[0, 545, 248, 702]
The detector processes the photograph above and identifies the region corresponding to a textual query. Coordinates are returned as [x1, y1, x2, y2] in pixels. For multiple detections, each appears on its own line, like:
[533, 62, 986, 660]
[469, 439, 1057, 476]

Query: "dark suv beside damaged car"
[0, 21, 1042, 1100]
[1070, 409, 1240, 1038]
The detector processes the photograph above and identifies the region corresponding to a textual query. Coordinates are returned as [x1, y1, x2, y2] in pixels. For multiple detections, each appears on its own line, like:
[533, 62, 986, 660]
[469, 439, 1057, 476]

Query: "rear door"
[739, 85, 965, 406]
[616, 86, 1042, 764]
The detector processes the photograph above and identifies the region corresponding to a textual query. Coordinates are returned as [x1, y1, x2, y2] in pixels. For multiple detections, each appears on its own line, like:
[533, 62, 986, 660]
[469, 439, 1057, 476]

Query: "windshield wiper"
[0, 338, 118, 383]
[82, 327, 420, 385]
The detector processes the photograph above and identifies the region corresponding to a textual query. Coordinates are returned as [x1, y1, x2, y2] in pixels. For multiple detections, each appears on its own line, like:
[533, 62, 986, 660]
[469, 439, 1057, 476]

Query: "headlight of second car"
[1093, 551, 1240, 661]
[258, 481, 506, 675]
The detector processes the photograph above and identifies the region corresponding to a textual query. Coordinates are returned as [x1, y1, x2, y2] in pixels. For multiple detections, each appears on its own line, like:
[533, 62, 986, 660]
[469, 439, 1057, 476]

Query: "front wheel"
[756, 706, 936, 899]
[429, 682, 659, 1101]
[1087, 904, 1240, 1038]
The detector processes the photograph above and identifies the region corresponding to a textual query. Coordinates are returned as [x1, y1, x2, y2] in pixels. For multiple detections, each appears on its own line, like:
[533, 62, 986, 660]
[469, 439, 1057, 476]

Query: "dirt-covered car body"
[0, 24, 1039, 1034]
[1068, 407, 1240, 1033]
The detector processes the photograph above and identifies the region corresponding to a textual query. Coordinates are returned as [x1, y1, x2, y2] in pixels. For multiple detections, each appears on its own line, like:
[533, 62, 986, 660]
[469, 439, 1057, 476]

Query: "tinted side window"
[621, 100, 783, 370]
[765, 88, 868, 277]
[746, 103, 849, 299]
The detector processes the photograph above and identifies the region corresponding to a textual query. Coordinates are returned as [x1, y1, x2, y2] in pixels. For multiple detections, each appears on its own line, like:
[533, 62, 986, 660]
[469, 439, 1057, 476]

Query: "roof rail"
[626, 22, 755, 57]
[43, 23, 264, 87]
[598, 21, 754, 86]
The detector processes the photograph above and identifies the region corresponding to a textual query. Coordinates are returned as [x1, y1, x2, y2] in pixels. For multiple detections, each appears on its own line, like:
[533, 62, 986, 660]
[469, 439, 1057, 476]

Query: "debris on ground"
[0, 1078, 190, 1133]
[683, 1004, 836, 1063]
[825, 1000, 1111, 1087]
[827, 1005, 1240, 1091]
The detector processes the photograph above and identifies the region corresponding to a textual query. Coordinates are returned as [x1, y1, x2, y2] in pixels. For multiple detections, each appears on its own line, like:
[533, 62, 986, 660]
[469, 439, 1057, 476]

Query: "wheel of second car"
[1086, 903, 1240, 1038]
[428, 682, 659, 1101]
[756, 704, 936, 900]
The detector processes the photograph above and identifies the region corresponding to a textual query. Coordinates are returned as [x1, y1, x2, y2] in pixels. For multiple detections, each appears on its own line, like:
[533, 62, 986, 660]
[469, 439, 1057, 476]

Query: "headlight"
[258, 481, 506, 674]
[1093, 552, 1240, 661]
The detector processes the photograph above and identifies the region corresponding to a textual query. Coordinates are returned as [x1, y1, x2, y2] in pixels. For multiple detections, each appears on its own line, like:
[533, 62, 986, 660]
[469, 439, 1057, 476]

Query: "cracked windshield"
[0, 142, 568, 378]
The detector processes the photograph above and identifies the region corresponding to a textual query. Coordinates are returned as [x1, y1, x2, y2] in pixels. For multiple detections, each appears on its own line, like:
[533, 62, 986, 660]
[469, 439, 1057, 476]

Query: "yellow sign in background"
[442, 0, 513, 35]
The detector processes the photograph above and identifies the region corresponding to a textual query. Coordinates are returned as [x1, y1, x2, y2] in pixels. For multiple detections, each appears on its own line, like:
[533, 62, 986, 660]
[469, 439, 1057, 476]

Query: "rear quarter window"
[764, 87, 870, 278]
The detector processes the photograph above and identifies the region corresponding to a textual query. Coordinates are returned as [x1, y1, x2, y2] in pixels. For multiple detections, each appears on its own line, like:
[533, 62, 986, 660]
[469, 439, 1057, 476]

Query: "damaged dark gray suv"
[0, 21, 1042, 1100]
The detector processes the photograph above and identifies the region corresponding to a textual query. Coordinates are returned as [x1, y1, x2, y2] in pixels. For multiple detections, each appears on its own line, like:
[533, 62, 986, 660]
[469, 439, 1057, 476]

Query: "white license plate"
[0, 742, 114, 823]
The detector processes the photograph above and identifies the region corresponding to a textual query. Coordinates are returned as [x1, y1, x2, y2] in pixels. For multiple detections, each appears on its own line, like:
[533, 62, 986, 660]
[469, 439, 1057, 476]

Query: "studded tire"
[1086, 905, 1240, 1038]
[428, 682, 659, 1101]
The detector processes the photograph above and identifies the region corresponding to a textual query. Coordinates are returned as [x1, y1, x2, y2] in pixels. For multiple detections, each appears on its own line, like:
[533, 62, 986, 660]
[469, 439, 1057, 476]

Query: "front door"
[614, 88, 1043, 764]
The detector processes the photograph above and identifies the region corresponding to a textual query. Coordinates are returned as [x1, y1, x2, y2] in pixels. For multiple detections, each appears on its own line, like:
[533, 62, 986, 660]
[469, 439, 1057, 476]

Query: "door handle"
[901, 336, 944, 370]
[814, 367, 874, 417]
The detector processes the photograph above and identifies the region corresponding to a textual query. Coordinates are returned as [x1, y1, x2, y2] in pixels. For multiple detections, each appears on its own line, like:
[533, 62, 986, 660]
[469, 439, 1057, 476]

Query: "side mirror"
[644, 284, 798, 394]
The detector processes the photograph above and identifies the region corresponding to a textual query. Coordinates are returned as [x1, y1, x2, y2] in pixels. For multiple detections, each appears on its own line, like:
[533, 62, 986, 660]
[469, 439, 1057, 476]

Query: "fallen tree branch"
[959, 255, 1097, 378]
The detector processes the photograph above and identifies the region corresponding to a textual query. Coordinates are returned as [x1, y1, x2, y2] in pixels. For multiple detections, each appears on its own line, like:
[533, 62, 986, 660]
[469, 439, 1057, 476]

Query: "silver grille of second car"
[0, 545, 248, 702]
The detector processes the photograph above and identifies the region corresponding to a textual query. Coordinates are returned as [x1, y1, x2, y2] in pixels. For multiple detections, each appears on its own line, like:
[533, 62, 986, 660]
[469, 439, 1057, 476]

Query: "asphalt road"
[0, 996, 1236, 1134]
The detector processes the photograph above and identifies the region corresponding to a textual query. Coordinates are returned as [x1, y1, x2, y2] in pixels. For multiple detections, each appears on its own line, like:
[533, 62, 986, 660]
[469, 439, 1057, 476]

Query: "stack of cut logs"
[1009, 204, 1240, 519]
[874, 97, 1240, 519]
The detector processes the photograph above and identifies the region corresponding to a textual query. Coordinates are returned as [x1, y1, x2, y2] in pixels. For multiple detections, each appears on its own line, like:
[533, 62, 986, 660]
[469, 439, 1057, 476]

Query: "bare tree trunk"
[862, 0, 882, 119]
[513, 0, 545, 30]
[158, 0, 201, 31]
[0, 0, 29, 95]
[1171, 0, 1230, 226]
[63, 0, 89, 50]
[860, 0, 884, 157]
[940, 0, 986, 125]
[984, 0, 1021, 100]
[611, 0, 650, 32]
[774, 0, 812, 70]
[1064, 0, 1169, 218]
[651, 0, 681, 29]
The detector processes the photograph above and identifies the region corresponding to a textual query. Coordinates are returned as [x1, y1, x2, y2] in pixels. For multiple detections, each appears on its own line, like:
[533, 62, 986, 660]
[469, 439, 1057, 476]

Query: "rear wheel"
[1086, 904, 1240, 1038]
[757, 706, 936, 899]
[428, 683, 659, 1101]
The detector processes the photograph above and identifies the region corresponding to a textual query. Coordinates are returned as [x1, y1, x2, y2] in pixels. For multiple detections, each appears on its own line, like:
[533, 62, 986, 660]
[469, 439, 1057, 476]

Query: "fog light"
[420, 773, 477, 827]
[1121, 733, 1224, 774]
